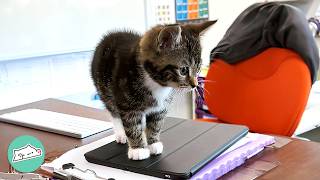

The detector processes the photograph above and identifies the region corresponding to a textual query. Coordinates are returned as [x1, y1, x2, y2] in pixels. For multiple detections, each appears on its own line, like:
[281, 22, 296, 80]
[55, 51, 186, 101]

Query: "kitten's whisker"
[201, 86, 211, 96]
[199, 81, 216, 84]
[211, 51, 225, 55]
[198, 80, 216, 83]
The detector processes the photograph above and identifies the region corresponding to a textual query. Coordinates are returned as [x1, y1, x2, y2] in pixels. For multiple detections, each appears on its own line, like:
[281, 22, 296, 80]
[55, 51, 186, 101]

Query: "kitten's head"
[139, 21, 216, 89]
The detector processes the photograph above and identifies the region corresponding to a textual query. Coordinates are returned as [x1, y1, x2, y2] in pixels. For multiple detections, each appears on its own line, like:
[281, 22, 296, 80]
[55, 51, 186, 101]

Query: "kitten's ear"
[185, 20, 217, 34]
[157, 25, 182, 50]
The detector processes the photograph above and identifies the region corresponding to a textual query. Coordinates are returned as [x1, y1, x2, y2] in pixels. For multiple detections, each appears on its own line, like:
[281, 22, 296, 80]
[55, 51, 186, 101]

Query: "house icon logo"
[7, 135, 45, 172]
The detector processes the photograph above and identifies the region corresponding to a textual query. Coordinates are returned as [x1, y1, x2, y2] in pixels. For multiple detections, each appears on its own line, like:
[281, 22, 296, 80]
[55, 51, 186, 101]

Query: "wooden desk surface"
[0, 98, 113, 172]
[1, 99, 320, 179]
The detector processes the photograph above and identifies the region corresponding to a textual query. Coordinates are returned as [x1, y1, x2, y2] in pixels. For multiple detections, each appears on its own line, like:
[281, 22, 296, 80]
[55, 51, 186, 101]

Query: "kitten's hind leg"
[111, 116, 127, 144]
[100, 94, 127, 144]
[146, 110, 166, 155]
[121, 112, 150, 160]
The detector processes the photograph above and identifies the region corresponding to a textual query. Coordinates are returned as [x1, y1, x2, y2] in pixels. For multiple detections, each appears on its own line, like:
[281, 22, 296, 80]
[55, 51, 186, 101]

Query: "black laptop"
[84, 117, 248, 179]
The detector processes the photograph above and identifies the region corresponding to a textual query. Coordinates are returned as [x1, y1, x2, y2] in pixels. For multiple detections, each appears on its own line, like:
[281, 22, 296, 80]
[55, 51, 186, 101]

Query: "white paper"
[42, 133, 262, 180]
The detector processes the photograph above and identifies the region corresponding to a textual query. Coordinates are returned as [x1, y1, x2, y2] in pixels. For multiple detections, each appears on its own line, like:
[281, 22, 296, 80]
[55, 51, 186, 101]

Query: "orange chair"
[202, 48, 311, 136]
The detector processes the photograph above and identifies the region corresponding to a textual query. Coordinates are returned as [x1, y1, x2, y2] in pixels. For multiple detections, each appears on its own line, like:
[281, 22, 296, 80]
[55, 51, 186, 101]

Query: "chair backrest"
[204, 48, 311, 136]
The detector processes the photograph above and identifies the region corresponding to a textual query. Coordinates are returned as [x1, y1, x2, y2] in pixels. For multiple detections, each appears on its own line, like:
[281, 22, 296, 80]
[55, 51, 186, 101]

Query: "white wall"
[0, 0, 262, 62]
[0, 0, 146, 61]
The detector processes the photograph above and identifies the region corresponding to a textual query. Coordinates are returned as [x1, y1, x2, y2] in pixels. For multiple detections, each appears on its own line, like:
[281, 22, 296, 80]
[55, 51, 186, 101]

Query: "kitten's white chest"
[144, 73, 172, 113]
[152, 86, 172, 103]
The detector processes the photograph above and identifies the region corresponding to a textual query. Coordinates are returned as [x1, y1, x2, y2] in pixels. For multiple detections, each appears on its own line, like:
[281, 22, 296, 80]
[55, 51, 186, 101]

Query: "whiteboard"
[0, 0, 146, 61]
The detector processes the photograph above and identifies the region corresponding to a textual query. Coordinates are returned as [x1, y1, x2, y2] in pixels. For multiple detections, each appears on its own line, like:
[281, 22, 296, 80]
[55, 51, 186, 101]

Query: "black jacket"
[210, 2, 319, 83]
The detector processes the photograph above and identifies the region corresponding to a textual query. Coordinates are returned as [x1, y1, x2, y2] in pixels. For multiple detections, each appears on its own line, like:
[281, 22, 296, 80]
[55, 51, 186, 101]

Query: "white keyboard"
[0, 109, 113, 138]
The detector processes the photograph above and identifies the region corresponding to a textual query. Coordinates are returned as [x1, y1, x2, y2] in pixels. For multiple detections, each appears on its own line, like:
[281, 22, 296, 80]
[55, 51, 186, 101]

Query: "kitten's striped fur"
[91, 21, 216, 160]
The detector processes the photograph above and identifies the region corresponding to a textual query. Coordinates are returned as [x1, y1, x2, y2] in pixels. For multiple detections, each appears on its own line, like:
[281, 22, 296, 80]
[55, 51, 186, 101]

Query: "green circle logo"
[7, 135, 45, 172]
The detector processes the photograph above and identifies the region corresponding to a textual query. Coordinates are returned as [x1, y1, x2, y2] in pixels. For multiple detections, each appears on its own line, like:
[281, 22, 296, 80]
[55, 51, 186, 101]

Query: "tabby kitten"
[91, 21, 216, 160]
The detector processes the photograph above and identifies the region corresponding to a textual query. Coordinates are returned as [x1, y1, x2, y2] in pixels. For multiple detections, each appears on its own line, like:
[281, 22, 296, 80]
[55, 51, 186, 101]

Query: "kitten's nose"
[190, 77, 198, 88]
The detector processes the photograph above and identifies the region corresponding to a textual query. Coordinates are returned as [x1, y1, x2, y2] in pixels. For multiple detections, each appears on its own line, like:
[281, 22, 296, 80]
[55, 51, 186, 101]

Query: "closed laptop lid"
[85, 117, 248, 179]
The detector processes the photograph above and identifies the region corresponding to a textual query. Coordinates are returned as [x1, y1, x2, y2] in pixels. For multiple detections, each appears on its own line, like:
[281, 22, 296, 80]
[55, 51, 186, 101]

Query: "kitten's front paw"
[148, 142, 163, 155]
[128, 148, 150, 160]
[115, 133, 127, 144]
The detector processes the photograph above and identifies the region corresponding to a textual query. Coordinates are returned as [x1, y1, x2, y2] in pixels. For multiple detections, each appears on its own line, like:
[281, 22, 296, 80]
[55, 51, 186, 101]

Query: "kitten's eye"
[180, 67, 189, 76]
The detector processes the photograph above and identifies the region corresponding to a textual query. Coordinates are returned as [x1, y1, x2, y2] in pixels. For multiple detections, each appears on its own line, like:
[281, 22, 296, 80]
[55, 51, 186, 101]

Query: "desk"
[0, 98, 113, 172]
[1, 99, 320, 179]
